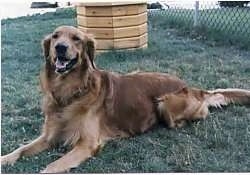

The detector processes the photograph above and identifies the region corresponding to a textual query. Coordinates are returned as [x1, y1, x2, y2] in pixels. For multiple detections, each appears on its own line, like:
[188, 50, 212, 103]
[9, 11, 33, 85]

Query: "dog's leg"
[191, 103, 209, 120]
[162, 113, 176, 128]
[1, 135, 49, 165]
[1, 115, 61, 165]
[41, 140, 100, 173]
[175, 120, 186, 128]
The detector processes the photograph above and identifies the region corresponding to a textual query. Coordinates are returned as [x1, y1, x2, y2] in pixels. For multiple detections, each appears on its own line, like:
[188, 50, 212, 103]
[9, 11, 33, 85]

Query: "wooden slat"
[76, 6, 86, 16]
[77, 4, 146, 17]
[114, 23, 147, 38]
[96, 43, 147, 53]
[96, 40, 114, 50]
[77, 15, 113, 28]
[114, 32, 147, 49]
[77, 1, 146, 7]
[78, 26, 114, 39]
[77, 12, 147, 28]
[96, 33, 147, 49]
[77, 6, 113, 17]
[112, 4, 146, 16]
[78, 23, 147, 39]
[112, 12, 147, 27]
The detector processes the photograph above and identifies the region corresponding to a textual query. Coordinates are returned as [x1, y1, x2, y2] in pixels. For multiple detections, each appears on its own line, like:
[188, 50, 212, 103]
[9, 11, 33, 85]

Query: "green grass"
[150, 7, 250, 50]
[1, 8, 250, 173]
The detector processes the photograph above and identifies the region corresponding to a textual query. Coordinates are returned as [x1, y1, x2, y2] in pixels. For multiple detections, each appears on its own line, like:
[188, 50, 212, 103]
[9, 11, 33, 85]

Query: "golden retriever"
[1, 26, 250, 173]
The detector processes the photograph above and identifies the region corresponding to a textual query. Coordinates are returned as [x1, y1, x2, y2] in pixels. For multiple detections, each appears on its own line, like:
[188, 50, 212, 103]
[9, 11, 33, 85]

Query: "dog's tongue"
[55, 59, 67, 69]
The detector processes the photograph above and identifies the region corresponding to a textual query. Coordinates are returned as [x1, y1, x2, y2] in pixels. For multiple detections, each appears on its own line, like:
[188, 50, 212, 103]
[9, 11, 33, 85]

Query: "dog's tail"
[204, 88, 250, 108]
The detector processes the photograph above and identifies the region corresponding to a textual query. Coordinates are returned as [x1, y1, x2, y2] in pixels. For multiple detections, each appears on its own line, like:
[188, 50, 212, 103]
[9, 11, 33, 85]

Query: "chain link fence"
[148, 1, 250, 49]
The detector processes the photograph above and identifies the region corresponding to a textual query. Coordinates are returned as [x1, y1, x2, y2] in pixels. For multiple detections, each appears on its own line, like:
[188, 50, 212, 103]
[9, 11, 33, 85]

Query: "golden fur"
[1, 26, 250, 173]
[156, 87, 250, 128]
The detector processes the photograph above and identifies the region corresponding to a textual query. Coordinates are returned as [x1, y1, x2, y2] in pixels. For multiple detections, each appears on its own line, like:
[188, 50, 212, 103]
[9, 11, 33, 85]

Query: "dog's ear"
[85, 35, 96, 69]
[41, 34, 52, 59]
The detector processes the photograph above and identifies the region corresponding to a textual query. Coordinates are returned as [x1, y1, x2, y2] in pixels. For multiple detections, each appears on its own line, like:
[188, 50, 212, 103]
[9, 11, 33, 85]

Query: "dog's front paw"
[1, 152, 20, 166]
[40, 164, 70, 173]
[40, 167, 56, 174]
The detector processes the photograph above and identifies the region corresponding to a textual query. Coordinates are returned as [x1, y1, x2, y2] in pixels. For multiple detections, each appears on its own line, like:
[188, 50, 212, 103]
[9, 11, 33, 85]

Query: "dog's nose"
[55, 43, 68, 55]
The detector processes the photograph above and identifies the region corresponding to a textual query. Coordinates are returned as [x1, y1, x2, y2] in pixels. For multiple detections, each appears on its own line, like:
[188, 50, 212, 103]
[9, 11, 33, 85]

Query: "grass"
[150, 7, 250, 50]
[1, 8, 250, 173]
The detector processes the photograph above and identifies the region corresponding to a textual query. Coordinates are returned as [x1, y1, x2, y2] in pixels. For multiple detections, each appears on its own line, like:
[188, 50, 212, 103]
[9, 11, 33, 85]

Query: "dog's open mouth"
[55, 56, 78, 74]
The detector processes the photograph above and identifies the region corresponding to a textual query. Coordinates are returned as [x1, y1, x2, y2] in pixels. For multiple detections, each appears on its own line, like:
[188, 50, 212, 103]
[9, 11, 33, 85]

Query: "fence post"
[194, 1, 199, 27]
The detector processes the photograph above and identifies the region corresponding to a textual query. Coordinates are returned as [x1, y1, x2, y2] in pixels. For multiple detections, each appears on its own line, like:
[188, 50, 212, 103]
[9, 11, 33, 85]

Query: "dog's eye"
[72, 35, 80, 41]
[52, 33, 58, 39]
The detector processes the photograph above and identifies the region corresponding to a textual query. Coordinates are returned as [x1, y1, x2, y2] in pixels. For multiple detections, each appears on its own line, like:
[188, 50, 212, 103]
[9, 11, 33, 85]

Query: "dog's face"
[42, 26, 96, 74]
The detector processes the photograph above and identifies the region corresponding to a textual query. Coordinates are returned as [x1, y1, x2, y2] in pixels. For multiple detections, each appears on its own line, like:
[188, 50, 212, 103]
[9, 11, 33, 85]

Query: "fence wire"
[148, 1, 250, 48]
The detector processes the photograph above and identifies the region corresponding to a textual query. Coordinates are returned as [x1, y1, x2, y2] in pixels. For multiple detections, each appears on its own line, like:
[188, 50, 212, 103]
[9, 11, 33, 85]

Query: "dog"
[1, 26, 250, 173]
[156, 87, 250, 128]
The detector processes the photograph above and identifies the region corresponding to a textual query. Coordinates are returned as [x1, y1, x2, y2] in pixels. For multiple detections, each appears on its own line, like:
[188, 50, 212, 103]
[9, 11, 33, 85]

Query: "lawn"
[1, 8, 250, 173]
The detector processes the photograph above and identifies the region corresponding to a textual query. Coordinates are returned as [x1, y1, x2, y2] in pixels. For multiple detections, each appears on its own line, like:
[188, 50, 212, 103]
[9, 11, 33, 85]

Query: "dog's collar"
[51, 85, 89, 107]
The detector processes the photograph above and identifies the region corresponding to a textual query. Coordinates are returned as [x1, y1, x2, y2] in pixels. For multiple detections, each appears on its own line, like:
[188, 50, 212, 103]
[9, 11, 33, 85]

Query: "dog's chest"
[60, 106, 101, 146]
[51, 80, 88, 107]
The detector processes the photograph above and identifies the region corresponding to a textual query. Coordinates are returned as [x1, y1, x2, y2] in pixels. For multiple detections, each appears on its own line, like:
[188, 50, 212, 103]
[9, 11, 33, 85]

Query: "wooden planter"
[76, 1, 148, 52]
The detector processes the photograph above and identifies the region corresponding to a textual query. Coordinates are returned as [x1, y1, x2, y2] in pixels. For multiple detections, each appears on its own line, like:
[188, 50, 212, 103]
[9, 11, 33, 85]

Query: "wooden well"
[76, 1, 148, 52]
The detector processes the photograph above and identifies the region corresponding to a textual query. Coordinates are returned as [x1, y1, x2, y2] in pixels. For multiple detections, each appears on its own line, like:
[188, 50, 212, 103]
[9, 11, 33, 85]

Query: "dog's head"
[42, 26, 96, 74]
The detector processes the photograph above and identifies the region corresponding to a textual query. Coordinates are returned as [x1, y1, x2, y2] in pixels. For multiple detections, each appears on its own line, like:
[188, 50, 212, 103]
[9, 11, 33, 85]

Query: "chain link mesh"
[148, 1, 250, 48]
